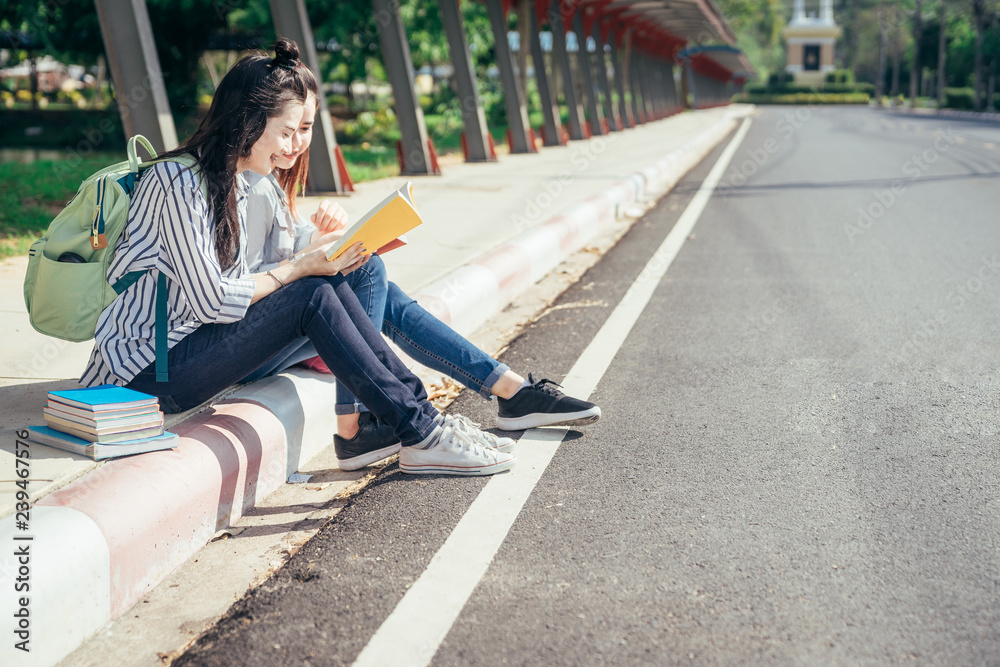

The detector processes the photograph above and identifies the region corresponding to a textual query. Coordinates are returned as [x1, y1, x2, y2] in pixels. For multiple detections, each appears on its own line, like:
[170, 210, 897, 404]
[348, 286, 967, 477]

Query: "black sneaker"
[496, 374, 601, 430]
[334, 412, 401, 471]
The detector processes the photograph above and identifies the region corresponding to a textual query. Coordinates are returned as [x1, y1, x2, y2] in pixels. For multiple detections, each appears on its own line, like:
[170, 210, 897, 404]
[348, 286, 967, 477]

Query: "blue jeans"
[240, 257, 388, 392]
[380, 281, 509, 403]
[245, 255, 508, 414]
[127, 274, 439, 447]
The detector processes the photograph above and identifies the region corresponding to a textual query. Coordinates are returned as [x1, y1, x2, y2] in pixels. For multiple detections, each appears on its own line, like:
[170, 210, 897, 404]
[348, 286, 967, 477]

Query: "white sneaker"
[399, 425, 517, 476]
[437, 413, 516, 453]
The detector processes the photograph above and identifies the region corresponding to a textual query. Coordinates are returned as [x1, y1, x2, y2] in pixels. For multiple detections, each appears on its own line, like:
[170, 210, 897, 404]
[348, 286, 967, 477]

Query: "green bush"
[746, 79, 874, 96]
[341, 107, 400, 145]
[825, 70, 855, 85]
[0, 109, 125, 150]
[326, 94, 350, 110]
[823, 83, 876, 95]
[734, 92, 870, 105]
[944, 88, 974, 110]
[746, 83, 814, 95]
[480, 88, 507, 128]
[941, 88, 1000, 111]
[767, 71, 795, 87]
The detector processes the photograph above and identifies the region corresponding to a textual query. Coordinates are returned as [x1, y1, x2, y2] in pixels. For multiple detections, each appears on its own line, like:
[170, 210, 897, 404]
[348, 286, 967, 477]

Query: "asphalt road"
[175, 107, 1000, 666]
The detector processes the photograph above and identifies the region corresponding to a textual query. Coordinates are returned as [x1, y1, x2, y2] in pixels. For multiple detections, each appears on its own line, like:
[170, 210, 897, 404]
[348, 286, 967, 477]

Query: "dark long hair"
[160, 38, 308, 269]
[274, 61, 320, 221]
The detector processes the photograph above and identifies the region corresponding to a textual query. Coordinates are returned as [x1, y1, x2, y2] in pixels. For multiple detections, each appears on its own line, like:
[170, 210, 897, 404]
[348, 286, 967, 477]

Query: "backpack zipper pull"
[91, 176, 108, 249]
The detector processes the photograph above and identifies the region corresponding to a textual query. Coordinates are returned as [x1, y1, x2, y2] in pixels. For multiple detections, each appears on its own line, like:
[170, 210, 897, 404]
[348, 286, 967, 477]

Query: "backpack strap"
[112, 270, 147, 295]
[111, 269, 170, 383]
[127, 135, 157, 173]
[155, 271, 169, 382]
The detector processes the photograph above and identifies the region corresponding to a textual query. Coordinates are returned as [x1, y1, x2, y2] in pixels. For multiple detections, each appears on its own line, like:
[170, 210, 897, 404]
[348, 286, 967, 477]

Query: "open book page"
[325, 181, 421, 261]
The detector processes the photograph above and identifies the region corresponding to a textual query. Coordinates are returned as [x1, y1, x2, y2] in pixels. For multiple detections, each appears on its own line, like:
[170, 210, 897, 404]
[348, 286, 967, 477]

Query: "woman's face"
[244, 101, 305, 175]
[275, 93, 316, 171]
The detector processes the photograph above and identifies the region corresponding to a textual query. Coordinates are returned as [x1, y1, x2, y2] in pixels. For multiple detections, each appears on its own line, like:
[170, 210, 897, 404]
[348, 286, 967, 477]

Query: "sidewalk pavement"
[0, 103, 752, 667]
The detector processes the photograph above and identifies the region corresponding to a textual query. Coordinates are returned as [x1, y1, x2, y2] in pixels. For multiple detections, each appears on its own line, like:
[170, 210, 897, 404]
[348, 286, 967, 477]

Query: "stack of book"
[27, 385, 179, 460]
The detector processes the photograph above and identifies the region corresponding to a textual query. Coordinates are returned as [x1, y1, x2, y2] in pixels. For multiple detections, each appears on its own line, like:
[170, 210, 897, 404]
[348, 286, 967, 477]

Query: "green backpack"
[23, 135, 198, 381]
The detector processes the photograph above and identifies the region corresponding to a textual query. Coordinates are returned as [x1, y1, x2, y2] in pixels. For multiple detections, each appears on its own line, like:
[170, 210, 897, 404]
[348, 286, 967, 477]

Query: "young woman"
[81, 40, 515, 477]
[241, 63, 600, 470]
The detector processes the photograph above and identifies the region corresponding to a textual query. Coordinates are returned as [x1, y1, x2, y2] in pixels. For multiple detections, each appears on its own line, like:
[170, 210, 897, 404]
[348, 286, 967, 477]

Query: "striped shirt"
[243, 172, 316, 272]
[81, 161, 256, 387]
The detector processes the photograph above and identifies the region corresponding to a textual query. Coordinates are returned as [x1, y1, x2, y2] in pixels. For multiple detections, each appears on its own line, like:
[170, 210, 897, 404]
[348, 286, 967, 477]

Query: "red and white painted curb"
[0, 106, 749, 667]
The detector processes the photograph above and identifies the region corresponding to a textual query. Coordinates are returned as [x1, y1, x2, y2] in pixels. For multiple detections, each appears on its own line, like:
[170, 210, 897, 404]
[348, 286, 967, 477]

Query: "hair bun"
[273, 38, 300, 64]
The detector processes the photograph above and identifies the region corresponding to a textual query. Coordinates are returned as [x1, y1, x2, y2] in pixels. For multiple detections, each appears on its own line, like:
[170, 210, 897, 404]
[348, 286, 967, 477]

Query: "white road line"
[351, 117, 753, 667]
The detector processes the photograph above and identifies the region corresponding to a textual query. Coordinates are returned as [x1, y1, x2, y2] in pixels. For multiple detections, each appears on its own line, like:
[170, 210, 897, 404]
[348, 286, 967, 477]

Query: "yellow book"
[325, 181, 422, 261]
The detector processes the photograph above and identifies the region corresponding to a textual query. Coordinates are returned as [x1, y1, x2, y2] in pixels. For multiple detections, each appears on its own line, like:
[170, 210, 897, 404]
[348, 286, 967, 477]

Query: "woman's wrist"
[275, 252, 302, 279]
[266, 260, 298, 285]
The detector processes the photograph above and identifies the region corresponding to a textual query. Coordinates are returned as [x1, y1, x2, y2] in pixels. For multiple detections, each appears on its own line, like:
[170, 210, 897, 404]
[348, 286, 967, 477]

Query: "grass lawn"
[0, 157, 114, 259]
[2, 149, 403, 258]
[339, 144, 399, 182]
[3, 109, 550, 259]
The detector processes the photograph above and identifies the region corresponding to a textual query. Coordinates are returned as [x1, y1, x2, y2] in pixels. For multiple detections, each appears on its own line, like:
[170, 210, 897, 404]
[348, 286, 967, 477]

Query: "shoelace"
[527, 373, 564, 397]
[439, 424, 492, 457]
[444, 414, 501, 447]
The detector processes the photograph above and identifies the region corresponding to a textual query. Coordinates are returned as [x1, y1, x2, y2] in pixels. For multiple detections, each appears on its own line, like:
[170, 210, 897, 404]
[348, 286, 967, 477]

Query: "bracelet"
[266, 270, 286, 288]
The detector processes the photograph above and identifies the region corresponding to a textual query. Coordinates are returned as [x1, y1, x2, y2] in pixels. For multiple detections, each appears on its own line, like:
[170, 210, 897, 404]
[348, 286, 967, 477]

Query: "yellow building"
[782, 0, 842, 86]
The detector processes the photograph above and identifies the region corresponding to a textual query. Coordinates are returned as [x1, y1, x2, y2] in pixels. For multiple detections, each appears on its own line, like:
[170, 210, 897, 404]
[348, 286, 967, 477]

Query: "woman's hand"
[311, 199, 349, 233]
[301, 229, 346, 255]
[338, 251, 371, 275]
[290, 241, 367, 278]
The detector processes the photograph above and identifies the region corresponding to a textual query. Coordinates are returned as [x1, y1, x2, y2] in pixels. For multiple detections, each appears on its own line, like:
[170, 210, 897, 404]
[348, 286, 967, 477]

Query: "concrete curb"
[0, 107, 747, 667]
[881, 106, 1000, 124]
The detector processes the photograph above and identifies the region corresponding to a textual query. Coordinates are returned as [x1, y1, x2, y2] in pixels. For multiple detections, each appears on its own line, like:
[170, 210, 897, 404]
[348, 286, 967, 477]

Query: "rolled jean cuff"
[334, 402, 371, 416]
[478, 362, 510, 400]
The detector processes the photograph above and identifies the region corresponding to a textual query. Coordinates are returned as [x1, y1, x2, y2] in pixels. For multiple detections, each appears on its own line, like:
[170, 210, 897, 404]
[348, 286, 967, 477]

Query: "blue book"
[47, 385, 159, 412]
[26, 426, 178, 461]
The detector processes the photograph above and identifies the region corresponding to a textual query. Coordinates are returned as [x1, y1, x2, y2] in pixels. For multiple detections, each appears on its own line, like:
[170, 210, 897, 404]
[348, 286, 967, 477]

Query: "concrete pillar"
[637, 50, 655, 121]
[629, 42, 644, 123]
[572, 12, 604, 136]
[664, 61, 676, 113]
[486, 0, 532, 153]
[373, 0, 432, 174]
[529, 6, 564, 146]
[665, 61, 679, 113]
[653, 57, 667, 117]
[648, 56, 661, 118]
[592, 22, 620, 131]
[94, 0, 178, 153]
[608, 31, 631, 128]
[685, 60, 698, 109]
[440, 0, 492, 161]
[653, 58, 668, 116]
[269, 0, 345, 192]
[549, 0, 585, 140]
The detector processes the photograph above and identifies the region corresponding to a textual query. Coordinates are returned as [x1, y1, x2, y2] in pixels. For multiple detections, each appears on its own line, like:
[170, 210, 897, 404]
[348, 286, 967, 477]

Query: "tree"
[938, 0, 948, 106]
[713, 0, 786, 82]
[973, 0, 986, 108]
[910, 0, 923, 105]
